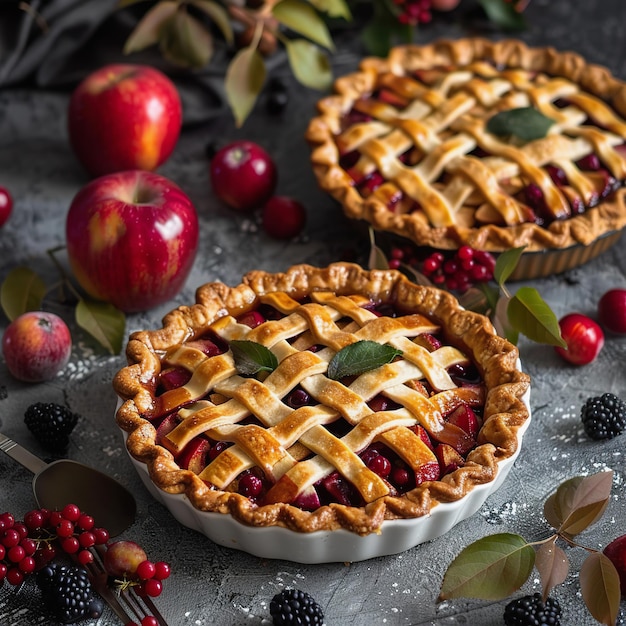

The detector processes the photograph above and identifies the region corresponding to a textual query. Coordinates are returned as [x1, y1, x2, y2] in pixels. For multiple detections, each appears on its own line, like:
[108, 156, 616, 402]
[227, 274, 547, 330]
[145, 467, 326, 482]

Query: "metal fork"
[78, 546, 170, 626]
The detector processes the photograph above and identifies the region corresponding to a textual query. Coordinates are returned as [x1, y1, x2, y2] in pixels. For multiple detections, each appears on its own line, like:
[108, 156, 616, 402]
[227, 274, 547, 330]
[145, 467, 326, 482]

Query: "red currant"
[61, 536, 80, 554]
[24, 510, 44, 530]
[137, 560, 157, 580]
[141, 617, 159, 626]
[2, 529, 20, 548]
[77, 513, 95, 531]
[62, 503, 81, 522]
[261, 196, 306, 239]
[18, 556, 35, 574]
[7, 545, 25, 563]
[56, 519, 75, 538]
[6, 567, 23, 585]
[77, 549, 94, 565]
[93, 527, 110, 544]
[143, 578, 163, 597]
[78, 531, 96, 548]
[154, 561, 171, 580]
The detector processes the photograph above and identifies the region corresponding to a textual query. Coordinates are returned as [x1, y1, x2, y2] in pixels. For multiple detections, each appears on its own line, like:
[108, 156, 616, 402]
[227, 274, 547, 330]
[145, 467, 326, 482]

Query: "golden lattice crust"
[306, 38, 626, 252]
[113, 263, 530, 535]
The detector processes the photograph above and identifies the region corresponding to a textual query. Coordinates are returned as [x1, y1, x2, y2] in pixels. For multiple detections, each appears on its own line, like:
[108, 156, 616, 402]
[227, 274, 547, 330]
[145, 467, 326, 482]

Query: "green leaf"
[535, 540, 569, 600]
[494, 293, 519, 345]
[367, 227, 389, 271]
[272, 0, 334, 50]
[439, 533, 535, 601]
[123, 1, 178, 54]
[494, 246, 526, 287]
[75, 298, 125, 355]
[190, 0, 234, 45]
[285, 39, 332, 91]
[487, 107, 555, 142]
[1, 267, 47, 321]
[308, 0, 351, 19]
[159, 9, 213, 68]
[225, 44, 266, 127]
[543, 472, 613, 536]
[478, 0, 528, 31]
[230, 339, 278, 375]
[579, 552, 621, 626]
[327, 340, 402, 380]
[506, 287, 566, 347]
[361, 18, 393, 58]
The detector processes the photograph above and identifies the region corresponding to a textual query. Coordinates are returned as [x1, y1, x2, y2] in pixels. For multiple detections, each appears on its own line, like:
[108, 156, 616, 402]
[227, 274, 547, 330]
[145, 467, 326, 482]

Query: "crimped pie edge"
[306, 37, 626, 252]
[113, 263, 530, 535]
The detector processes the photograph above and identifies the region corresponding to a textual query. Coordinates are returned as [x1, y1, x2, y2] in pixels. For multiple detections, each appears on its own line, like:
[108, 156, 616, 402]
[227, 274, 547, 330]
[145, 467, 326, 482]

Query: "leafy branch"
[439, 471, 621, 625]
[0, 249, 125, 355]
[116, 0, 531, 126]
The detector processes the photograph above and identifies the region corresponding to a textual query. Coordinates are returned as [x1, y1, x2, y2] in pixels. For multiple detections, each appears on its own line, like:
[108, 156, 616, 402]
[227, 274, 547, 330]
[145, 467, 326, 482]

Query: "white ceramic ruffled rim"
[116, 374, 531, 564]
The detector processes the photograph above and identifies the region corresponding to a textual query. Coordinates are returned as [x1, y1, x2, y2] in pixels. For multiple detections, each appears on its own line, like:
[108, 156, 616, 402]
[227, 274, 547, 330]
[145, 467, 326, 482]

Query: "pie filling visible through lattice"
[306, 38, 626, 252]
[114, 264, 530, 535]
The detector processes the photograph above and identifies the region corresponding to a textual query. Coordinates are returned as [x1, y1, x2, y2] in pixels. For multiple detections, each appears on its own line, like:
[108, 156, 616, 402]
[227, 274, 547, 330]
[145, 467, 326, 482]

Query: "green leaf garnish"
[507, 287, 566, 347]
[487, 107, 555, 142]
[230, 340, 278, 376]
[285, 39, 332, 91]
[439, 533, 535, 601]
[535, 540, 569, 600]
[75, 298, 125, 355]
[478, 0, 528, 31]
[272, 0, 335, 51]
[327, 340, 402, 380]
[225, 40, 266, 127]
[1, 266, 47, 321]
[494, 246, 526, 287]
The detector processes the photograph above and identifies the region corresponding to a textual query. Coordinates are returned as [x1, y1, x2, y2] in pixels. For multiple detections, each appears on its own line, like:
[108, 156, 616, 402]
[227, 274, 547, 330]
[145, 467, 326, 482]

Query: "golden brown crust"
[113, 263, 530, 535]
[306, 38, 626, 252]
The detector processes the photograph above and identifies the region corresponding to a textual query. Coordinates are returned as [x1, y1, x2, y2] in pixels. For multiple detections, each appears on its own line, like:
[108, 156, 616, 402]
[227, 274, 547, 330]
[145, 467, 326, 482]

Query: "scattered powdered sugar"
[482, 500, 519, 525]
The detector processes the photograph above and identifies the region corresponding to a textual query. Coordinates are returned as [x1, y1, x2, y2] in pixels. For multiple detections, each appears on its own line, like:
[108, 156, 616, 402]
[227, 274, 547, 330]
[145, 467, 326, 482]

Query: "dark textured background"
[1, 0, 626, 624]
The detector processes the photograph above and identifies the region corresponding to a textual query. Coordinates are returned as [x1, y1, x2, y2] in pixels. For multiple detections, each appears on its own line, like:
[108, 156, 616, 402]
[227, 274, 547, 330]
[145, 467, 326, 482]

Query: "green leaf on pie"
[367, 227, 389, 271]
[230, 340, 278, 375]
[506, 286, 566, 347]
[494, 246, 526, 287]
[327, 340, 402, 380]
[543, 471, 613, 537]
[159, 9, 213, 68]
[535, 539, 569, 600]
[1, 267, 47, 321]
[225, 44, 266, 127]
[579, 552, 621, 626]
[439, 533, 535, 601]
[75, 298, 125, 355]
[272, 0, 334, 51]
[123, 1, 178, 54]
[190, 0, 234, 45]
[487, 107, 555, 142]
[285, 39, 332, 91]
[477, 0, 528, 31]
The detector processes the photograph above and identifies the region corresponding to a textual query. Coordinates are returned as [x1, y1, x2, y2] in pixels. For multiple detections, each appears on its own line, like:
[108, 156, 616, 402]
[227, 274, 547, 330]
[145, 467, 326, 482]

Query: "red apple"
[554, 313, 605, 365]
[2, 311, 72, 382]
[0, 185, 13, 227]
[598, 288, 626, 334]
[68, 64, 182, 177]
[210, 140, 277, 212]
[65, 170, 199, 313]
[262, 196, 306, 239]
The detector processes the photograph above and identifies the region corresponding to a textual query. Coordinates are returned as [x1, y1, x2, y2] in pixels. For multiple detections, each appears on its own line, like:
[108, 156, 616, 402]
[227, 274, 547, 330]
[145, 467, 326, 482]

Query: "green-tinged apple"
[2, 311, 72, 382]
[68, 64, 182, 177]
[65, 170, 199, 313]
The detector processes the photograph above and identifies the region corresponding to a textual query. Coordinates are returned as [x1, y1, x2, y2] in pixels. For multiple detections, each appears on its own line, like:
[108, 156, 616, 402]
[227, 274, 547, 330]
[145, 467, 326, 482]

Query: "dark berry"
[503, 593, 562, 626]
[580, 392, 626, 440]
[270, 588, 324, 626]
[24, 402, 79, 451]
[37, 563, 103, 624]
[266, 77, 289, 115]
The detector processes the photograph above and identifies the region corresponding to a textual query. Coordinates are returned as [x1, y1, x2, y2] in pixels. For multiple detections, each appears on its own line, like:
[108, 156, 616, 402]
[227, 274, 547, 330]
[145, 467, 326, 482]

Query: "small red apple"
[103, 540, 147, 578]
[68, 64, 182, 177]
[262, 196, 306, 239]
[2, 311, 72, 382]
[0, 185, 13, 227]
[65, 170, 199, 313]
[554, 313, 605, 365]
[210, 140, 277, 212]
[598, 288, 626, 334]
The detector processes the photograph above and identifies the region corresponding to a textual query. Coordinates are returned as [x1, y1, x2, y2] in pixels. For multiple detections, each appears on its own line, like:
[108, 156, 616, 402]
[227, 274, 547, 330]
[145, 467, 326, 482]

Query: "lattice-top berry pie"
[306, 38, 626, 253]
[113, 263, 530, 535]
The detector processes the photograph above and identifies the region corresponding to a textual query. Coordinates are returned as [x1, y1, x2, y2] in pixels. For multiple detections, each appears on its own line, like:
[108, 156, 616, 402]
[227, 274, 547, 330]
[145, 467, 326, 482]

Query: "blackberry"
[503, 593, 562, 626]
[270, 588, 324, 626]
[37, 563, 103, 624]
[24, 402, 79, 451]
[580, 392, 626, 440]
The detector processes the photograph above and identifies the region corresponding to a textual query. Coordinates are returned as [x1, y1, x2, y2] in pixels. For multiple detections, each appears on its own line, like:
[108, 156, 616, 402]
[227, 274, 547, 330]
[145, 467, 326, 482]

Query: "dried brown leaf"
[580, 551, 621, 626]
[535, 539, 569, 601]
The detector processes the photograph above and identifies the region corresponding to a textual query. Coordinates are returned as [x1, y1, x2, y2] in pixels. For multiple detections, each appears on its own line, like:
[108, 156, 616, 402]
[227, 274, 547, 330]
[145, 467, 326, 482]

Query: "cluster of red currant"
[0, 504, 109, 586]
[387, 244, 497, 293]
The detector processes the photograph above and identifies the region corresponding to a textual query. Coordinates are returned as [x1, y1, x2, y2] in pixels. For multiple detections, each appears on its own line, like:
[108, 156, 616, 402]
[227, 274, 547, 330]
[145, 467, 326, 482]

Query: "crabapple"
[598, 288, 626, 334]
[554, 313, 604, 366]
